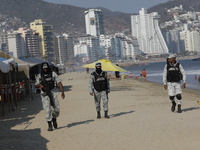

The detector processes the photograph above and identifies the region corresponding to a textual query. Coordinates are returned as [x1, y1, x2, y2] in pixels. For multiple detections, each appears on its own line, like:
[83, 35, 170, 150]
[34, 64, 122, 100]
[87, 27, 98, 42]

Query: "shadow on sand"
[110, 110, 134, 118]
[0, 94, 48, 150]
[182, 107, 199, 112]
[57, 119, 95, 129]
[56, 111, 134, 130]
[111, 86, 133, 92]
[63, 85, 72, 92]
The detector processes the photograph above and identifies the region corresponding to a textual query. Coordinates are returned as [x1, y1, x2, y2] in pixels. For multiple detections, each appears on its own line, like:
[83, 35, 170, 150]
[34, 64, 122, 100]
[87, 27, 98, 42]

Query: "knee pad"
[176, 94, 182, 100]
[169, 96, 175, 100]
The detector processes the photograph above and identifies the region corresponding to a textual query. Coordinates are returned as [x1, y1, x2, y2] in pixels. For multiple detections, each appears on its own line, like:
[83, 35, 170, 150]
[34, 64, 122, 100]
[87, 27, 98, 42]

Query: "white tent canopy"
[0, 58, 16, 73]
[0, 52, 36, 78]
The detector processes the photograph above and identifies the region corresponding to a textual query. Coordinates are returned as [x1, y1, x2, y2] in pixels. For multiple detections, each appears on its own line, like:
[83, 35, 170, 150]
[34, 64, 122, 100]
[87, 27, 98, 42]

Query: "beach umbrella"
[82, 59, 128, 72]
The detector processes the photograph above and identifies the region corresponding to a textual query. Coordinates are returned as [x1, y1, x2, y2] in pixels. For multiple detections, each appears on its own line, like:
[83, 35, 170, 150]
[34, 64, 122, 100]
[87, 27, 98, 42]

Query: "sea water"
[123, 59, 200, 90]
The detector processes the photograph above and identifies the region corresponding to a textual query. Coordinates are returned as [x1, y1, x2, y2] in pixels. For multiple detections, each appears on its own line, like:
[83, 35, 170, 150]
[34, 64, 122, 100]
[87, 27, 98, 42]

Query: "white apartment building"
[99, 34, 114, 60]
[74, 42, 89, 62]
[131, 8, 169, 55]
[74, 35, 101, 62]
[180, 28, 200, 53]
[187, 11, 197, 20]
[197, 12, 200, 20]
[167, 5, 183, 13]
[121, 38, 140, 61]
[2, 33, 25, 58]
[85, 9, 105, 36]
[8, 33, 25, 57]
[99, 33, 141, 61]
[190, 30, 200, 52]
[114, 33, 140, 59]
[74, 33, 141, 62]
[180, 30, 190, 52]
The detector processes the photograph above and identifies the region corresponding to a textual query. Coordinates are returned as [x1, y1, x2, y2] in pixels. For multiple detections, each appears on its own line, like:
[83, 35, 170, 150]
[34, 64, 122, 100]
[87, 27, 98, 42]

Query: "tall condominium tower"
[8, 33, 25, 58]
[17, 28, 40, 57]
[30, 19, 55, 62]
[163, 30, 181, 54]
[85, 9, 105, 36]
[131, 8, 169, 54]
[0, 33, 25, 58]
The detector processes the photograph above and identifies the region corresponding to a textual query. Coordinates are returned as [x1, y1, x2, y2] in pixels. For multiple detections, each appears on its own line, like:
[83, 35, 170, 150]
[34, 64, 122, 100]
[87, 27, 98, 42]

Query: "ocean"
[123, 59, 200, 90]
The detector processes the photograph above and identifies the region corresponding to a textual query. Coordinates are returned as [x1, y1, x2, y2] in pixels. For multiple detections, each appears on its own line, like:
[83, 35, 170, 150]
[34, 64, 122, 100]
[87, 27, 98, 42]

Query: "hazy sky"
[43, 0, 169, 13]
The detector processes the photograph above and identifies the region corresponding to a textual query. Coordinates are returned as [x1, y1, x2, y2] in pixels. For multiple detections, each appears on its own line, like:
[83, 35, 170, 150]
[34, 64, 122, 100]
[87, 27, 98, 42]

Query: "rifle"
[40, 77, 55, 107]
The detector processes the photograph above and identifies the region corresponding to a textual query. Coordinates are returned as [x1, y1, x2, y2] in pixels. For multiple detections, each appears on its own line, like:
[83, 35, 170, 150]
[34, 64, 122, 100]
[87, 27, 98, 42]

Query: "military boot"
[52, 118, 58, 129]
[177, 105, 182, 113]
[171, 101, 176, 112]
[97, 111, 101, 119]
[47, 121, 53, 131]
[104, 111, 110, 119]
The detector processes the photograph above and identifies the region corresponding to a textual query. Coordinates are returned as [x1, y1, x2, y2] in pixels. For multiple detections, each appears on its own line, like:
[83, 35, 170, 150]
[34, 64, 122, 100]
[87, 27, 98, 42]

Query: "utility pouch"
[179, 73, 183, 80]
[41, 92, 47, 96]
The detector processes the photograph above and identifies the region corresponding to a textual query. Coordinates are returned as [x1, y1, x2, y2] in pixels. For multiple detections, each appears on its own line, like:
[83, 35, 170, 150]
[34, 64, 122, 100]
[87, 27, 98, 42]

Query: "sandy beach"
[1, 71, 200, 150]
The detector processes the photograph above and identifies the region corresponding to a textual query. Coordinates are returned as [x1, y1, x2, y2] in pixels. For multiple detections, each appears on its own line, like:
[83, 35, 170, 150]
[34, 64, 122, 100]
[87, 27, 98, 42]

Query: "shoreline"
[109, 71, 200, 94]
[118, 55, 198, 67]
[125, 76, 200, 95]
[70, 69, 200, 92]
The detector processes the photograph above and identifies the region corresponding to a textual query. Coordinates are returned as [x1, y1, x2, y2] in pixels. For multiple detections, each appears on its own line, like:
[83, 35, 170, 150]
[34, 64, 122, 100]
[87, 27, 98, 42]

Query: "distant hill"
[0, 0, 200, 35]
[0, 0, 131, 34]
[148, 0, 200, 23]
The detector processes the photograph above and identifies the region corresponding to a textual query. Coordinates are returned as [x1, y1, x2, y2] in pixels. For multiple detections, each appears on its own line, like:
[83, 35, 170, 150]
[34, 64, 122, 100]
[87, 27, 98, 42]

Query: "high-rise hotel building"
[85, 9, 105, 36]
[17, 28, 40, 57]
[0, 32, 25, 58]
[131, 8, 169, 54]
[30, 19, 55, 62]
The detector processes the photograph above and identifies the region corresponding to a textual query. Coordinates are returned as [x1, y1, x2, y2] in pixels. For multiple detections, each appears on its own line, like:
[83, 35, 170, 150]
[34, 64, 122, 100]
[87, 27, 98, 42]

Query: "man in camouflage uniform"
[35, 63, 65, 131]
[89, 62, 110, 119]
[163, 54, 186, 113]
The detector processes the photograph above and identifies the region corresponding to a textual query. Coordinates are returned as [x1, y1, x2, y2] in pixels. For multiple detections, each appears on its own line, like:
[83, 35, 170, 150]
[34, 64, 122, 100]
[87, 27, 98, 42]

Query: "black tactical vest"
[41, 72, 55, 90]
[92, 71, 107, 92]
[167, 63, 182, 82]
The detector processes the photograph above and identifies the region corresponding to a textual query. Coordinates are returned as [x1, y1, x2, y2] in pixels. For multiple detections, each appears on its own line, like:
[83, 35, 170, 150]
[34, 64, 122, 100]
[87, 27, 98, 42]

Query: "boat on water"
[192, 57, 200, 61]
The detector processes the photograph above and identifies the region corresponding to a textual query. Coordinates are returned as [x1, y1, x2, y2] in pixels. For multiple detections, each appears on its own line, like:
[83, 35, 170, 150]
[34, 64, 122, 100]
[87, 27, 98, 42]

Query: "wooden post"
[0, 71, 4, 116]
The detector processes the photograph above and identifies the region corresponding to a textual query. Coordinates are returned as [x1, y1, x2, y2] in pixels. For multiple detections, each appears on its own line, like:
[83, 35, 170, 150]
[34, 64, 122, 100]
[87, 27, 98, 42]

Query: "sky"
[43, 0, 169, 13]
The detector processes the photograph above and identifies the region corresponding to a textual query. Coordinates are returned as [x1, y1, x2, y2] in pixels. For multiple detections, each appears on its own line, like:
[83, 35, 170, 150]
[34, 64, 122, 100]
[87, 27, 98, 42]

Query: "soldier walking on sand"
[163, 54, 186, 113]
[35, 63, 65, 131]
[89, 62, 110, 119]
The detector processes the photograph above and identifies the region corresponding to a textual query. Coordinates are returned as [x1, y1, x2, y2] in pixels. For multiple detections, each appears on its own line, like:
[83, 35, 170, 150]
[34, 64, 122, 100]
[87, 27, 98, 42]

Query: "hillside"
[0, 0, 200, 35]
[0, 0, 131, 34]
[148, 0, 200, 23]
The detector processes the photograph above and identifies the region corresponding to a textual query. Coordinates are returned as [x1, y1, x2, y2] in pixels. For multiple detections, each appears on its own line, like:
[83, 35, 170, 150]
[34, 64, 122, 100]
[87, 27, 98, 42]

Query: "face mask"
[96, 67, 102, 74]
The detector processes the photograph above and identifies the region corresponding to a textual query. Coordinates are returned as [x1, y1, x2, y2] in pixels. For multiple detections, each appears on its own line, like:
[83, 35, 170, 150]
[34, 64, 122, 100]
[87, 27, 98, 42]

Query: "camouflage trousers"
[41, 89, 60, 121]
[94, 90, 109, 112]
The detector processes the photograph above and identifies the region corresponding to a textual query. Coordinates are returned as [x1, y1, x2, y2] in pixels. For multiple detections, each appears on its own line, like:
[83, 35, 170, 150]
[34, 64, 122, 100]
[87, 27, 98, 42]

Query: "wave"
[185, 69, 200, 75]
[144, 69, 200, 77]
